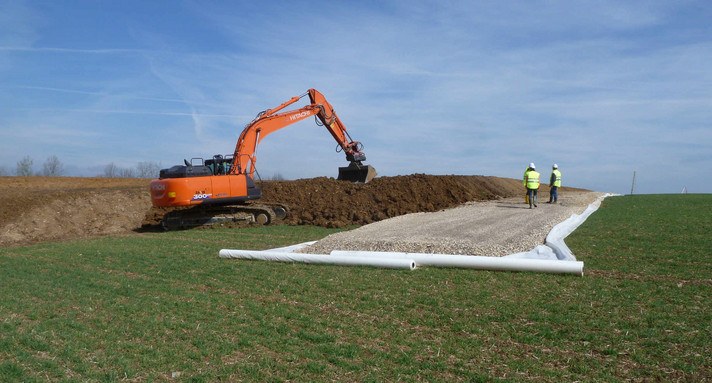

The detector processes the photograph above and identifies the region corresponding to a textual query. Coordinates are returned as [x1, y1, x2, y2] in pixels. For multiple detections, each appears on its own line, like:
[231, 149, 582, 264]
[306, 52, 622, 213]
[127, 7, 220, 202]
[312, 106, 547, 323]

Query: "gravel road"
[302, 191, 604, 256]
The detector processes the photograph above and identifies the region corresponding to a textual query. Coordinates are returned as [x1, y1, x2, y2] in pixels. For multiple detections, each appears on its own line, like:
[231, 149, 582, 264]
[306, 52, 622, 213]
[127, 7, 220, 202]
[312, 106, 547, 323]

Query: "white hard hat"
[529, 162, 535, 169]
[553, 163, 558, 169]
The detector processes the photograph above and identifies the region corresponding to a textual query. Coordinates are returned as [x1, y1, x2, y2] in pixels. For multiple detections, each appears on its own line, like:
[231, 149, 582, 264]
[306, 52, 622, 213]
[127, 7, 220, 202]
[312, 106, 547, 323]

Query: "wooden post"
[630, 171, 636, 195]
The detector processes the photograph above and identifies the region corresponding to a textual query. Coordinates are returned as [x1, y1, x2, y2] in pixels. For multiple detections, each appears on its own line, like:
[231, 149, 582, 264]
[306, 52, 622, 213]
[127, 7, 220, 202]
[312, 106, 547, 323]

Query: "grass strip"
[0, 195, 710, 381]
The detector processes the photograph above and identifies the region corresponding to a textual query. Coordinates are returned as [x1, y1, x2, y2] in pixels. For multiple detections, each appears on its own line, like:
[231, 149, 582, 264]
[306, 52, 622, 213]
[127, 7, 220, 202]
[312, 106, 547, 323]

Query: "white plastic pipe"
[219, 249, 416, 270]
[330, 250, 583, 276]
[219, 194, 618, 276]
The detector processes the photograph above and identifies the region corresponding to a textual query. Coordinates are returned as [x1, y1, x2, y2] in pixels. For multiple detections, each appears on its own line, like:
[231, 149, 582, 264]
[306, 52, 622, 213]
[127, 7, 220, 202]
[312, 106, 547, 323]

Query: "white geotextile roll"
[219, 249, 416, 270]
[506, 245, 559, 261]
[544, 193, 617, 261]
[330, 250, 583, 276]
[267, 241, 317, 253]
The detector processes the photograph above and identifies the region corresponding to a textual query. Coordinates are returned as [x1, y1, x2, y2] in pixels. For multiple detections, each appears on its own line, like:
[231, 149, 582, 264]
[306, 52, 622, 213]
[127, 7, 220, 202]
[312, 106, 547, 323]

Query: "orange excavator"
[150, 88, 376, 229]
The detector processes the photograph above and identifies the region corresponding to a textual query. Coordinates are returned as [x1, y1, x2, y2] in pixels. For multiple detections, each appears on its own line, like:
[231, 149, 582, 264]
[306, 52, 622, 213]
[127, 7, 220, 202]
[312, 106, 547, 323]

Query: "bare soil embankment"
[0, 177, 152, 247]
[258, 174, 527, 227]
[0, 175, 585, 248]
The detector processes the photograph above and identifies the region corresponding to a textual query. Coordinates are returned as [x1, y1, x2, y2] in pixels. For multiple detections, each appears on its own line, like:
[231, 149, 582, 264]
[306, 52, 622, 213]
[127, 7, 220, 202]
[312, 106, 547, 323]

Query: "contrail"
[13, 86, 187, 104]
[0, 46, 148, 54]
[16, 107, 243, 118]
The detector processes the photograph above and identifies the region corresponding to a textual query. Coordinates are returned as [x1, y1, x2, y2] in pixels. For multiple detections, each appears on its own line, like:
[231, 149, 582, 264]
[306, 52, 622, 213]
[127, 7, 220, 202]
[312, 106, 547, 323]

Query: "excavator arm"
[307, 89, 366, 163]
[230, 88, 376, 183]
[150, 88, 376, 218]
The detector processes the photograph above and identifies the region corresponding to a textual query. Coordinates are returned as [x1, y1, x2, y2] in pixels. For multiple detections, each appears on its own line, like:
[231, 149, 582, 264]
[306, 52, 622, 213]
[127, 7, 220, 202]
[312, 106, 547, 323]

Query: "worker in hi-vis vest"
[523, 166, 531, 204]
[548, 164, 562, 204]
[523, 163, 540, 209]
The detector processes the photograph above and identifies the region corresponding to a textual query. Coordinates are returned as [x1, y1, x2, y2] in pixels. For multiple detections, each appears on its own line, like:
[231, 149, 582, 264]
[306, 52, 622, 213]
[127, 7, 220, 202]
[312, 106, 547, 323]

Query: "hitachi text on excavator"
[150, 89, 376, 229]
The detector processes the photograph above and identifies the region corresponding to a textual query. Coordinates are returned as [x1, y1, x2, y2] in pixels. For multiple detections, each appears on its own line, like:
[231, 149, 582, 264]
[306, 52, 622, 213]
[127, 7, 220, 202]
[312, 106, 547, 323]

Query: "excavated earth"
[0, 175, 588, 249]
[0, 177, 152, 248]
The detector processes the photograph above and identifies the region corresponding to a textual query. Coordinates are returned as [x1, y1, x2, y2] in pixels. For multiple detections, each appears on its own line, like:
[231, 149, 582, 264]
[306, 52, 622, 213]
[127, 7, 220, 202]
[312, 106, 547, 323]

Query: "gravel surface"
[301, 191, 604, 256]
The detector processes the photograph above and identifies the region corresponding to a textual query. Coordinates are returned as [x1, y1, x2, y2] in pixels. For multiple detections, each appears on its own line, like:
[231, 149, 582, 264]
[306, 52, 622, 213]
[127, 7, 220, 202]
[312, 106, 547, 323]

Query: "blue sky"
[1, 1, 710, 194]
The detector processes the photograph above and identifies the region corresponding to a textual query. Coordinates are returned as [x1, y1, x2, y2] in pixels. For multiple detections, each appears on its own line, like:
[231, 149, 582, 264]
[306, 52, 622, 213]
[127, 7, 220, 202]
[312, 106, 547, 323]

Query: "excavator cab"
[337, 161, 377, 183]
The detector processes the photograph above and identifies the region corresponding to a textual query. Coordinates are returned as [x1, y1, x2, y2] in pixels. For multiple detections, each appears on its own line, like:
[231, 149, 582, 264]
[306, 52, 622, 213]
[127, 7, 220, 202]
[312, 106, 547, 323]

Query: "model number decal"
[191, 193, 212, 201]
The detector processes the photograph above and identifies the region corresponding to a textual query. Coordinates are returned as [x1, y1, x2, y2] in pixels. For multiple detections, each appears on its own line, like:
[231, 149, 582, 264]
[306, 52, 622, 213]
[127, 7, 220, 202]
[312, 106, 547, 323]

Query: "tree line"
[0, 155, 162, 179]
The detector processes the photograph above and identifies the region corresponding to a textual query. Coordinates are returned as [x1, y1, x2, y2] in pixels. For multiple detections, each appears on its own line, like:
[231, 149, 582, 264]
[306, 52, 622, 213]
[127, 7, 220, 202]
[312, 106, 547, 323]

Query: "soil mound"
[259, 174, 525, 228]
[0, 174, 564, 247]
[0, 177, 151, 247]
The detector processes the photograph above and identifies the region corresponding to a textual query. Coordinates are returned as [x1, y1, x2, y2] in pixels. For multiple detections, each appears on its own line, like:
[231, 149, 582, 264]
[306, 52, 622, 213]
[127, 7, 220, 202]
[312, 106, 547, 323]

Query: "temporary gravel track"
[302, 191, 604, 257]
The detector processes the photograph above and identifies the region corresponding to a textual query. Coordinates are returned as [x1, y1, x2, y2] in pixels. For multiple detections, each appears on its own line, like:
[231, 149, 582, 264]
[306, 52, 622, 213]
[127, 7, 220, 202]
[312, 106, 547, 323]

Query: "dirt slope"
[0, 175, 579, 247]
[0, 177, 152, 247]
[259, 174, 526, 227]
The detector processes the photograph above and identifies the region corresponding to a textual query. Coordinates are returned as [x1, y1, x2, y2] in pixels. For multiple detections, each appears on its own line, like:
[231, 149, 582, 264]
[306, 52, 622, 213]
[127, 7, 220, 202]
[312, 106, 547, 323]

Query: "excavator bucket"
[338, 163, 377, 183]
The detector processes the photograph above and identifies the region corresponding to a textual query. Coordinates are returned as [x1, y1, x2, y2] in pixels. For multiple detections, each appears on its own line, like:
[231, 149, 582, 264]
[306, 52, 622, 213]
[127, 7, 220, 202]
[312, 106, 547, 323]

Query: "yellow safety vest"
[552, 169, 561, 187]
[525, 170, 540, 189]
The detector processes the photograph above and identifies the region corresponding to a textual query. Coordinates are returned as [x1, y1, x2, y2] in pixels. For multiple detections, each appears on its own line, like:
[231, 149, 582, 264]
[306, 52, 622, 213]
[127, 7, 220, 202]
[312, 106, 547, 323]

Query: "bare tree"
[119, 167, 136, 178]
[0, 166, 8, 176]
[269, 172, 286, 181]
[16, 155, 34, 176]
[104, 163, 119, 177]
[105, 162, 141, 178]
[136, 161, 162, 178]
[41, 155, 65, 176]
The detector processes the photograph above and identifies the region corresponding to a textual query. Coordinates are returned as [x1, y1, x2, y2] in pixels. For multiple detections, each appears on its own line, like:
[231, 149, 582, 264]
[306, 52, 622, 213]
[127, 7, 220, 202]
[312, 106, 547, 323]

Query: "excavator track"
[161, 202, 288, 230]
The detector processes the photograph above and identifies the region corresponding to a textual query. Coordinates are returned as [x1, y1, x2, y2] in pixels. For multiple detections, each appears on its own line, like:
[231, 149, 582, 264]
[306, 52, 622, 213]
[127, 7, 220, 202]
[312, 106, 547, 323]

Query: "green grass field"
[1, 194, 710, 382]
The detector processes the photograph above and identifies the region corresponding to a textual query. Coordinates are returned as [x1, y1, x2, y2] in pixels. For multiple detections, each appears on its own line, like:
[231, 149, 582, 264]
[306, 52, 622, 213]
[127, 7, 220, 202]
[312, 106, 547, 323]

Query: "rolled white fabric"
[330, 250, 583, 276]
[266, 241, 317, 253]
[544, 193, 617, 261]
[219, 249, 416, 270]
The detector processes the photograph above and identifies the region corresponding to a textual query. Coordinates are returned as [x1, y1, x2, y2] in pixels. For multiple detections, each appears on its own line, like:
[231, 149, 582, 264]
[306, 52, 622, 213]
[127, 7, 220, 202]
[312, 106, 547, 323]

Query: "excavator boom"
[150, 89, 376, 228]
[231, 89, 376, 183]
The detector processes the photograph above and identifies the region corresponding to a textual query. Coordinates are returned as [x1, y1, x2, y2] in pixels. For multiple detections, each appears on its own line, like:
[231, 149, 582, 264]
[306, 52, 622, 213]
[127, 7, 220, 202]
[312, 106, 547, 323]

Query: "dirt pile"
[0, 177, 151, 247]
[0, 174, 570, 247]
[259, 174, 525, 227]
